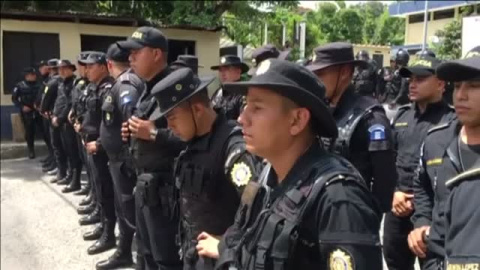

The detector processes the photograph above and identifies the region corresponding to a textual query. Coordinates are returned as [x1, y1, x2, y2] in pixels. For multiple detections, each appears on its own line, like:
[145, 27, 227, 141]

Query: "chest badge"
[105, 96, 112, 103]
[106, 112, 111, 121]
[329, 249, 353, 270]
[231, 162, 252, 187]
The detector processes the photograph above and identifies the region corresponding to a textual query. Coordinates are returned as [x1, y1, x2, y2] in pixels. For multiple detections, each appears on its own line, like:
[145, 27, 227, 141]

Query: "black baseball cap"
[37, 60, 48, 68]
[47, 59, 59, 68]
[23, 67, 36, 75]
[223, 59, 337, 138]
[106, 43, 130, 63]
[210, 55, 249, 73]
[151, 68, 215, 118]
[79, 51, 107, 65]
[437, 46, 480, 81]
[77, 51, 95, 65]
[117, 26, 168, 52]
[306, 42, 368, 72]
[399, 56, 442, 78]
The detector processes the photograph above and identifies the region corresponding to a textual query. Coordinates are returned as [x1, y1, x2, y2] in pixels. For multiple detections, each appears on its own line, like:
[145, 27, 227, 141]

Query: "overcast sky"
[299, 1, 393, 10]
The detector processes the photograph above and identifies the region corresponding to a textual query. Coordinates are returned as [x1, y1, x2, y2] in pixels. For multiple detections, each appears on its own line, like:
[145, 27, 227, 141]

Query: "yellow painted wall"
[0, 19, 220, 106]
[353, 45, 391, 67]
[405, 7, 459, 45]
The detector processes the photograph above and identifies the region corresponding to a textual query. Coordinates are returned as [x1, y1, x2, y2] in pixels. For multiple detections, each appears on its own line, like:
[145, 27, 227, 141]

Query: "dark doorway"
[168, 40, 195, 64]
[80, 34, 127, 53]
[373, 54, 384, 68]
[2, 31, 60, 95]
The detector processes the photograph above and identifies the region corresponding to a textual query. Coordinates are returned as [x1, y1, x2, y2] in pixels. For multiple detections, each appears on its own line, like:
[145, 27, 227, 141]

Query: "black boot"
[77, 201, 96, 215]
[87, 221, 116, 255]
[28, 149, 36, 159]
[42, 161, 56, 172]
[95, 233, 134, 270]
[79, 207, 101, 226]
[62, 168, 81, 193]
[79, 189, 94, 206]
[74, 181, 90, 196]
[57, 173, 72, 185]
[83, 223, 104, 241]
[51, 171, 66, 184]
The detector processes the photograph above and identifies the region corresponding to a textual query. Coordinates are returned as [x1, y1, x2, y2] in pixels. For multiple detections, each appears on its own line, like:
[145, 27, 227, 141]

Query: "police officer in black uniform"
[207, 59, 383, 270]
[434, 46, 480, 270]
[171, 55, 202, 74]
[353, 50, 378, 97]
[35, 60, 56, 167]
[12, 67, 43, 159]
[210, 55, 249, 120]
[384, 55, 456, 270]
[40, 59, 69, 182]
[384, 49, 410, 106]
[118, 26, 185, 270]
[79, 52, 117, 256]
[306, 42, 396, 213]
[51, 59, 83, 192]
[151, 68, 261, 270]
[95, 43, 145, 270]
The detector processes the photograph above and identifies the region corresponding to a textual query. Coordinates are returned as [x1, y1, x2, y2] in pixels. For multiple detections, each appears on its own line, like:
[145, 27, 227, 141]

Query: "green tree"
[433, 19, 462, 60]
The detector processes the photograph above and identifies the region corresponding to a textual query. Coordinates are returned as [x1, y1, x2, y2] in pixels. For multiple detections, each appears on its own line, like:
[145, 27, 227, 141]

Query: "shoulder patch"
[446, 168, 480, 188]
[368, 124, 386, 141]
[122, 96, 132, 105]
[44, 86, 49, 93]
[329, 249, 354, 270]
[120, 74, 130, 83]
[231, 162, 252, 187]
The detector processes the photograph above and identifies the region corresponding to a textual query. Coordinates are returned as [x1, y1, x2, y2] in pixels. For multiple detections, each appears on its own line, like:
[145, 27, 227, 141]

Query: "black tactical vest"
[82, 78, 113, 140]
[384, 70, 402, 103]
[218, 153, 365, 270]
[15, 81, 40, 107]
[176, 116, 242, 240]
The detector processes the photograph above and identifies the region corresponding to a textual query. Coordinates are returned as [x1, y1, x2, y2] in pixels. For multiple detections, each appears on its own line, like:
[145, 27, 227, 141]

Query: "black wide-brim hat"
[150, 68, 216, 120]
[223, 59, 337, 138]
[210, 55, 249, 74]
[57, 60, 77, 71]
[436, 46, 480, 81]
[306, 42, 368, 72]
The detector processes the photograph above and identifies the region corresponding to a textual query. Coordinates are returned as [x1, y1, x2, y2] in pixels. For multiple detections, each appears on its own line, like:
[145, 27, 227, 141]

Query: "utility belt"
[136, 172, 176, 218]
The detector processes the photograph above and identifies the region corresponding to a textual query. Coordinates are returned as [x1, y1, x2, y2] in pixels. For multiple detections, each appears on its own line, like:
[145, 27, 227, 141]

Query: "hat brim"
[306, 59, 368, 72]
[117, 39, 145, 51]
[437, 57, 480, 81]
[210, 63, 249, 73]
[399, 67, 435, 78]
[223, 81, 337, 138]
[150, 75, 216, 120]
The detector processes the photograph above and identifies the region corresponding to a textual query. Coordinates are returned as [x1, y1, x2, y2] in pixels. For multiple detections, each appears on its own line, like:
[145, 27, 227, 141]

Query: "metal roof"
[0, 9, 223, 32]
[389, 1, 480, 17]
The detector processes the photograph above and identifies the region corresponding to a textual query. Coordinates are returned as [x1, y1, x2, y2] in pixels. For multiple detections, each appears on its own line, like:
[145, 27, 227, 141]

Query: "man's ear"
[290, 108, 311, 136]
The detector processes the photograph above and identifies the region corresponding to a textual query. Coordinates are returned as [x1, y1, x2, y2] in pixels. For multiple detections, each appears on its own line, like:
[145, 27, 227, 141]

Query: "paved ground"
[1, 155, 419, 270]
[1, 156, 135, 270]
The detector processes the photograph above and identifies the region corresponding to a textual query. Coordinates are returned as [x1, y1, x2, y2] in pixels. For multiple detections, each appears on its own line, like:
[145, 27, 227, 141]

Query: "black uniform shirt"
[332, 86, 396, 212]
[393, 101, 456, 192]
[131, 66, 185, 172]
[459, 141, 480, 170]
[12, 81, 41, 109]
[218, 143, 383, 270]
[40, 74, 61, 113]
[53, 75, 76, 125]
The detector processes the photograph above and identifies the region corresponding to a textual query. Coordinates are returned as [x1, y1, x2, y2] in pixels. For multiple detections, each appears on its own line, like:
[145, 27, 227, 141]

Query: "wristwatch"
[149, 127, 158, 141]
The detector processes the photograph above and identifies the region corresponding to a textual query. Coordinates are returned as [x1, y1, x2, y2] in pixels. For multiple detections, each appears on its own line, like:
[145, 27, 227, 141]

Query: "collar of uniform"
[63, 75, 75, 84]
[146, 66, 171, 92]
[188, 113, 227, 151]
[267, 142, 324, 201]
[414, 100, 448, 116]
[97, 76, 114, 88]
[332, 84, 356, 117]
